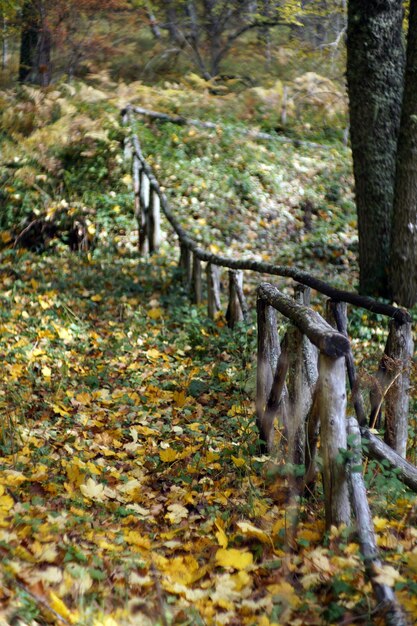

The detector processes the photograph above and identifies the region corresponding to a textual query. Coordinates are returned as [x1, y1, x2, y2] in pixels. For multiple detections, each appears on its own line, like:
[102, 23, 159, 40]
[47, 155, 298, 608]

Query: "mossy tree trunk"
[346, 0, 405, 297]
[390, 0, 417, 307]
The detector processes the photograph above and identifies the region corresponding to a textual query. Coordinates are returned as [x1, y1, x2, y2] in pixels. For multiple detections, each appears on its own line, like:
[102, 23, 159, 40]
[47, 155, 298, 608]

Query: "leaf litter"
[0, 248, 416, 626]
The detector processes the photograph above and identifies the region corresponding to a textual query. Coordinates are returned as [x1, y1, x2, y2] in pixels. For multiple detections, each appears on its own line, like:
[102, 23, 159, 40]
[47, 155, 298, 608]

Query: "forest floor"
[1, 75, 417, 626]
[1, 247, 417, 626]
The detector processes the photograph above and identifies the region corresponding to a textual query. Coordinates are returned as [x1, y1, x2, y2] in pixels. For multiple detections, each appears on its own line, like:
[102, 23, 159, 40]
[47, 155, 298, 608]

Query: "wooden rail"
[122, 107, 415, 624]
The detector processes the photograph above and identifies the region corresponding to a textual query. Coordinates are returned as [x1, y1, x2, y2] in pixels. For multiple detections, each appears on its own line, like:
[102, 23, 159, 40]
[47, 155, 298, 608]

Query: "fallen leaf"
[215, 548, 253, 570]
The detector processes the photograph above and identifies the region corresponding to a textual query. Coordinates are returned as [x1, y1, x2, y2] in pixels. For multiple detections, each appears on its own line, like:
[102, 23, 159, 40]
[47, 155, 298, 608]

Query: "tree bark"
[390, 0, 417, 307]
[2, 14, 8, 71]
[346, 0, 405, 296]
[19, 0, 40, 83]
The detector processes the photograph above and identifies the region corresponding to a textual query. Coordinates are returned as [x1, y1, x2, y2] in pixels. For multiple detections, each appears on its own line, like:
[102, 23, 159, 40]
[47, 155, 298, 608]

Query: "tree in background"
[140, 0, 297, 79]
[17, 0, 125, 85]
[18, 0, 51, 85]
[390, 0, 417, 307]
[346, 0, 405, 298]
[347, 0, 417, 307]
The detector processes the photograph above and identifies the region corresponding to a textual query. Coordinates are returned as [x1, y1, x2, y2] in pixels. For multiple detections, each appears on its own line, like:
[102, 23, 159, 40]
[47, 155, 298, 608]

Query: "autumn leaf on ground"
[215, 548, 253, 570]
[80, 478, 106, 501]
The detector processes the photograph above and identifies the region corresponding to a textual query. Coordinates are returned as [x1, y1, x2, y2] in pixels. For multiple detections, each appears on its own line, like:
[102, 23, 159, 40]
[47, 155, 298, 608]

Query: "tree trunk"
[390, 0, 417, 307]
[146, 2, 161, 39]
[19, 0, 40, 83]
[164, 0, 181, 43]
[2, 14, 8, 71]
[19, 0, 51, 85]
[346, 0, 405, 296]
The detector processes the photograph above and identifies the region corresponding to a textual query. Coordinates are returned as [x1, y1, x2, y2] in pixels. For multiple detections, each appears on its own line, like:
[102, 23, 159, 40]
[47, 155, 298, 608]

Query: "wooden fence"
[122, 106, 415, 624]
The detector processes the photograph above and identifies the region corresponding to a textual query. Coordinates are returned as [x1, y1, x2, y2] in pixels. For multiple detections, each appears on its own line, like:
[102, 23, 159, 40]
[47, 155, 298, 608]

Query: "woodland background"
[1, 2, 417, 626]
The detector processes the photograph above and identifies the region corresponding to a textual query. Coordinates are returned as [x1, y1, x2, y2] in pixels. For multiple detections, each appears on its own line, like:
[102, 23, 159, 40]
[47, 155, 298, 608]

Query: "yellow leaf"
[91, 294, 102, 302]
[51, 403, 70, 417]
[148, 307, 163, 320]
[42, 365, 52, 379]
[31, 541, 58, 563]
[0, 493, 14, 512]
[160, 555, 203, 586]
[236, 521, 270, 544]
[373, 564, 403, 587]
[159, 448, 178, 462]
[405, 553, 417, 574]
[0, 231, 12, 243]
[310, 548, 332, 574]
[214, 518, 228, 548]
[0, 471, 26, 487]
[231, 570, 251, 591]
[54, 325, 72, 341]
[231, 455, 246, 468]
[205, 451, 220, 463]
[165, 503, 189, 524]
[75, 392, 91, 405]
[80, 478, 106, 501]
[373, 517, 389, 532]
[146, 348, 162, 361]
[49, 592, 77, 624]
[267, 580, 301, 608]
[215, 548, 253, 570]
[172, 389, 187, 407]
[124, 530, 151, 550]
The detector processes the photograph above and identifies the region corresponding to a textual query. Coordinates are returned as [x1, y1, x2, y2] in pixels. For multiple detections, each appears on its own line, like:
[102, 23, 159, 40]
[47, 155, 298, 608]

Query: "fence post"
[317, 351, 350, 527]
[121, 110, 132, 162]
[191, 254, 203, 305]
[179, 243, 192, 287]
[382, 319, 414, 458]
[256, 296, 280, 452]
[328, 300, 368, 427]
[286, 285, 318, 489]
[133, 155, 141, 252]
[206, 263, 221, 319]
[148, 189, 161, 253]
[138, 170, 150, 255]
[226, 270, 244, 328]
[263, 333, 289, 454]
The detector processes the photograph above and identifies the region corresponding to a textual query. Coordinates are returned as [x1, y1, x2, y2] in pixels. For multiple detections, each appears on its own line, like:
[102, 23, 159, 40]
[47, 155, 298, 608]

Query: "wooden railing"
[122, 106, 415, 624]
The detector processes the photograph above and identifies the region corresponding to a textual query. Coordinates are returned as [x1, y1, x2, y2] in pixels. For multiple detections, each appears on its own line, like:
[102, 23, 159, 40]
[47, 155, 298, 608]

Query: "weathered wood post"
[328, 300, 368, 427]
[347, 417, 407, 626]
[382, 319, 413, 457]
[179, 243, 192, 287]
[256, 294, 280, 452]
[317, 350, 350, 527]
[139, 170, 150, 255]
[148, 189, 161, 253]
[206, 263, 221, 319]
[121, 110, 132, 162]
[286, 285, 318, 489]
[232, 270, 249, 323]
[226, 270, 244, 328]
[263, 333, 289, 453]
[191, 253, 203, 305]
[132, 155, 142, 250]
